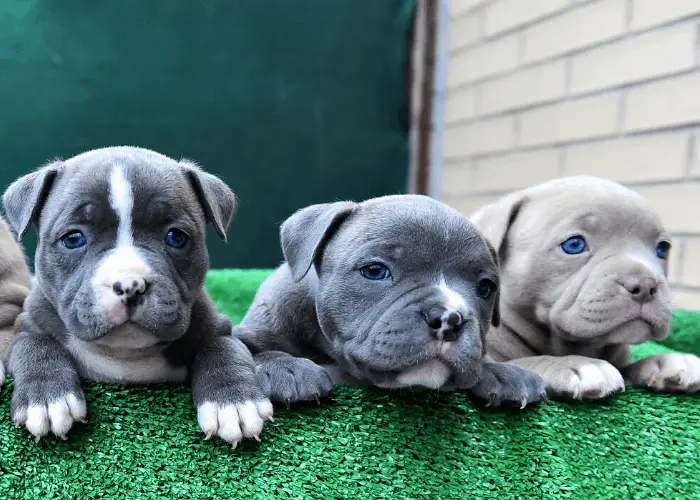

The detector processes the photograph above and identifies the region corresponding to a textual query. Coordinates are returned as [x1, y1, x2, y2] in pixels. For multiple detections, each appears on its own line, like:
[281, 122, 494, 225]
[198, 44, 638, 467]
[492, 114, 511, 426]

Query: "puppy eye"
[656, 241, 670, 260]
[61, 231, 87, 249]
[560, 235, 587, 255]
[360, 263, 391, 281]
[476, 279, 496, 300]
[165, 228, 189, 249]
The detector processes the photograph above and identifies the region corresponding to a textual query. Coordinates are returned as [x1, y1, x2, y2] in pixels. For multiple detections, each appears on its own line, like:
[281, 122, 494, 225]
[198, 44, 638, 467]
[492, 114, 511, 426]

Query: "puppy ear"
[281, 201, 356, 282]
[483, 237, 501, 327]
[470, 191, 527, 260]
[182, 160, 237, 242]
[2, 161, 62, 242]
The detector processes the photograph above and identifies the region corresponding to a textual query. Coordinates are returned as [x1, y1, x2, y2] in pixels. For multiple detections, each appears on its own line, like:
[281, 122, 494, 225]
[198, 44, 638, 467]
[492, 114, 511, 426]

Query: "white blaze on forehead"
[109, 165, 134, 246]
[438, 274, 467, 312]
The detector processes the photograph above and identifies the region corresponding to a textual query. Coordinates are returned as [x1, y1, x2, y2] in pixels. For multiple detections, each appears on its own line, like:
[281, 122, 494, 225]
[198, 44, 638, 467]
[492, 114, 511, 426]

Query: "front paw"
[540, 357, 625, 400]
[624, 353, 700, 394]
[11, 389, 87, 441]
[197, 399, 274, 448]
[470, 362, 547, 408]
[256, 356, 334, 406]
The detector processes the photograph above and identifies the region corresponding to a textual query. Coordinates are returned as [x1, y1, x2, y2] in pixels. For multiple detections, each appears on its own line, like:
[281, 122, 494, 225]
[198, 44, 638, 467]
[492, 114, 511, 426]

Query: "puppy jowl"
[2, 146, 272, 446]
[235, 194, 547, 409]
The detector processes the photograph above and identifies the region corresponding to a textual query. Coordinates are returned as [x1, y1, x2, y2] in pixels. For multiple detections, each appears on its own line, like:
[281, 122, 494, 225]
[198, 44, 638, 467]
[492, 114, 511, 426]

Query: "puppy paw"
[545, 358, 625, 400]
[12, 392, 87, 441]
[624, 353, 700, 394]
[197, 399, 274, 448]
[256, 355, 334, 406]
[469, 362, 547, 408]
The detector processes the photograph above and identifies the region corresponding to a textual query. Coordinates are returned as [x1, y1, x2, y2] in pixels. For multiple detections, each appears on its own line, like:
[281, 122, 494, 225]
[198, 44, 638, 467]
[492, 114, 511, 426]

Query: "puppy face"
[472, 176, 673, 346]
[3, 147, 235, 344]
[282, 195, 500, 390]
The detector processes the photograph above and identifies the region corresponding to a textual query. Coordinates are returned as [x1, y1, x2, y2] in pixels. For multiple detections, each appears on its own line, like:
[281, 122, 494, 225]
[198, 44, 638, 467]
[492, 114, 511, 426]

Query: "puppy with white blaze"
[471, 176, 700, 400]
[2, 146, 272, 445]
[234, 195, 547, 408]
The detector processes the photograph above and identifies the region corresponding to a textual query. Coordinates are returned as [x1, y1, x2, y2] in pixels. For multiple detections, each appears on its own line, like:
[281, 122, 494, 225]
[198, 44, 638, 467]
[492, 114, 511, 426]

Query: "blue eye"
[656, 242, 670, 260]
[165, 228, 188, 249]
[61, 231, 86, 249]
[560, 236, 587, 255]
[360, 263, 391, 280]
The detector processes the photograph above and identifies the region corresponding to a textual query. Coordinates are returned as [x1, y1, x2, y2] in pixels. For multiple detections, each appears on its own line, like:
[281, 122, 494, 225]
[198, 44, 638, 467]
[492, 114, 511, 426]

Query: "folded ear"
[470, 191, 528, 261]
[2, 161, 62, 242]
[483, 237, 501, 327]
[181, 160, 237, 241]
[281, 201, 356, 282]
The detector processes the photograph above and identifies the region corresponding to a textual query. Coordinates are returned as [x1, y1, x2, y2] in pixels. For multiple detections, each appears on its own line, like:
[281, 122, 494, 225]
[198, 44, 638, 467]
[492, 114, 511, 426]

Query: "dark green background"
[0, 0, 414, 269]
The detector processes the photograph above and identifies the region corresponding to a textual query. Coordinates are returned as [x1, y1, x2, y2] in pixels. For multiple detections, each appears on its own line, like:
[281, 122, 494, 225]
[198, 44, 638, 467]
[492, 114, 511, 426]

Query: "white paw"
[550, 360, 625, 400]
[628, 353, 700, 394]
[197, 399, 274, 448]
[14, 393, 87, 441]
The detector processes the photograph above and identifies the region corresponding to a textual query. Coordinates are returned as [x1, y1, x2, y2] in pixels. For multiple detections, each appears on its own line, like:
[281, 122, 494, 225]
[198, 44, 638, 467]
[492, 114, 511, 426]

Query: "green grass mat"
[0, 269, 699, 498]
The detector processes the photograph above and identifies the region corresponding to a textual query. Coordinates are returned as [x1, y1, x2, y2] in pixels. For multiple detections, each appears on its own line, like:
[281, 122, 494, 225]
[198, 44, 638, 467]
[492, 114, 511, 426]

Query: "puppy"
[470, 175, 700, 399]
[2, 146, 272, 444]
[234, 195, 547, 408]
[0, 215, 32, 384]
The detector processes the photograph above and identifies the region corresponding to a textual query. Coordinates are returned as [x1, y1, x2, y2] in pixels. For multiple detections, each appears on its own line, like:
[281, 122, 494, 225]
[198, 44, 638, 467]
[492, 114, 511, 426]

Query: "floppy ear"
[2, 161, 62, 242]
[470, 191, 527, 260]
[181, 161, 237, 242]
[281, 201, 356, 282]
[483, 237, 502, 327]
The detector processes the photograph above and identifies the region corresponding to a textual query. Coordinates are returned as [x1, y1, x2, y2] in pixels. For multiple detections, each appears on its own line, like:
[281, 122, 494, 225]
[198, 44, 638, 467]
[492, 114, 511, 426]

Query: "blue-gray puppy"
[3, 146, 273, 445]
[235, 195, 547, 408]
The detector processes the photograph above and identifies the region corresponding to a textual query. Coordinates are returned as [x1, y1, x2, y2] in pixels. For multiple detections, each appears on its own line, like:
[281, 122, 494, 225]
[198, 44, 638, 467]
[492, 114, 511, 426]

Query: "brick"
[450, 0, 487, 18]
[678, 238, 700, 288]
[625, 73, 700, 132]
[442, 116, 515, 158]
[483, 0, 569, 37]
[564, 133, 690, 183]
[635, 182, 700, 233]
[441, 162, 475, 195]
[523, 0, 627, 63]
[447, 34, 519, 88]
[479, 60, 566, 115]
[518, 93, 620, 147]
[672, 290, 700, 311]
[570, 23, 696, 95]
[631, 0, 700, 31]
[444, 87, 478, 124]
[449, 13, 481, 51]
[474, 149, 561, 191]
[443, 193, 503, 219]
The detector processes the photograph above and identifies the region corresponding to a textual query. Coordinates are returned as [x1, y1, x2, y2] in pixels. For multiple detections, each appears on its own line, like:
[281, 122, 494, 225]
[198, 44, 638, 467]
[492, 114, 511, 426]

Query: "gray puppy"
[235, 195, 547, 408]
[3, 146, 273, 445]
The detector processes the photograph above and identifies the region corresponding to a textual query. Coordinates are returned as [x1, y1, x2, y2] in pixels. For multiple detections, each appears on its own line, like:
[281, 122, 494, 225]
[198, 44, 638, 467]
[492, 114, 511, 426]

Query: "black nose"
[112, 279, 148, 307]
[424, 306, 465, 341]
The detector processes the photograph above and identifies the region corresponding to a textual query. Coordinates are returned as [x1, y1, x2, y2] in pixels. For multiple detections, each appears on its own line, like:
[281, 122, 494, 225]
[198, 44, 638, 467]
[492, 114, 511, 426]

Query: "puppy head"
[471, 176, 673, 347]
[2, 146, 235, 343]
[281, 194, 500, 390]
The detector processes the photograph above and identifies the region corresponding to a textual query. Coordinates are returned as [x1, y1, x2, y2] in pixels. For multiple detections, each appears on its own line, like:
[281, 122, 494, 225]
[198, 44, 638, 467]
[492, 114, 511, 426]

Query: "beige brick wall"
[439, 0, 700, 310]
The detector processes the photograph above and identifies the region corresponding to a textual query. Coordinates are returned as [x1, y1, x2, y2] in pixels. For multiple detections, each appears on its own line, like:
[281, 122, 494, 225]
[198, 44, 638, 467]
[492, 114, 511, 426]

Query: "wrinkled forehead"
[523, 191, 667, 240]
[39, 155, 201, 228]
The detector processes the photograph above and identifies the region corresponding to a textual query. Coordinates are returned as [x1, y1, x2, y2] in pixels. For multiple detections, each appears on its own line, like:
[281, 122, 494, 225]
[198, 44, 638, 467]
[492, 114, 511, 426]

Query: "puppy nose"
[425, 306, 465, 342]
[112, 278, 148, 307]
[621, 276, 658, 303]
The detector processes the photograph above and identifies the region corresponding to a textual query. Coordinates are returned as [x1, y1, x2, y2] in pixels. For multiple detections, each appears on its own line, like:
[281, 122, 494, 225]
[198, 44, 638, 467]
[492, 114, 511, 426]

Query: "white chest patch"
[66, 325, 188, 384]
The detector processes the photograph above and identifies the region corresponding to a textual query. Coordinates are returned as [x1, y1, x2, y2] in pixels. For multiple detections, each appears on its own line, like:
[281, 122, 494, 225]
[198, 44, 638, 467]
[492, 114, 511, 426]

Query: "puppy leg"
[623, 353, 700, 394]
[190, 336, 273, 448]
[509, 355, 625, 400]
[255, 351, 334, 407]
[8, 335, 86, 440]
[468, 362, 547, 408]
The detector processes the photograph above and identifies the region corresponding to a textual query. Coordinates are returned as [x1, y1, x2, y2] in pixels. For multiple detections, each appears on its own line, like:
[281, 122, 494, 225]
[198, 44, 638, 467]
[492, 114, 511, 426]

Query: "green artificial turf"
[0, 269, 699, 499]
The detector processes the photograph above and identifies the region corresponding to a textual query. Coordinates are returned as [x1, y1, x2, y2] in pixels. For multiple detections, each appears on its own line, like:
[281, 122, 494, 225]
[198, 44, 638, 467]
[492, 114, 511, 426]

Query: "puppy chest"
[66, 325, 188, 384]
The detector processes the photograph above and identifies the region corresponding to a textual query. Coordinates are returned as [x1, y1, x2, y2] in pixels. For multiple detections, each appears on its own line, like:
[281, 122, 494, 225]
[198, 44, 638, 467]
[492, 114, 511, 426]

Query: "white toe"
[237, 401, 264, 438]
[25, 405, 50, 439]
[197, 401, 219, 438]
[0, 361, 5, 387]
[65, 393, 87, 421]
[197, 399, 272, 445]
[48, 400, 73, 438]
[217, 405, 243, 444]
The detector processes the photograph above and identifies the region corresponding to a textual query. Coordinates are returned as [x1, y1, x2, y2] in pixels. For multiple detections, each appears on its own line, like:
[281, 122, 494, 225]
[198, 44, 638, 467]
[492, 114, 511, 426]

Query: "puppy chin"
[553, 318, 663, 346]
